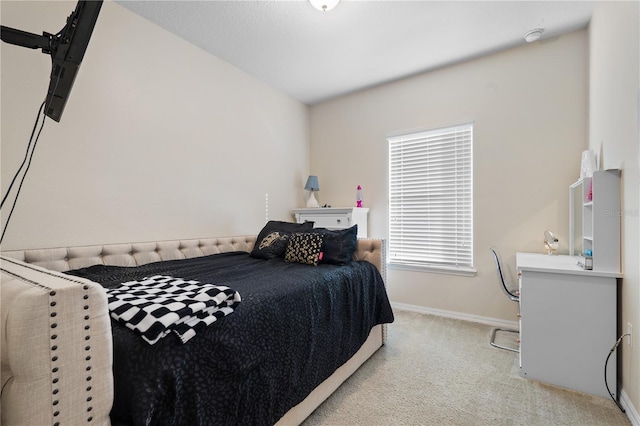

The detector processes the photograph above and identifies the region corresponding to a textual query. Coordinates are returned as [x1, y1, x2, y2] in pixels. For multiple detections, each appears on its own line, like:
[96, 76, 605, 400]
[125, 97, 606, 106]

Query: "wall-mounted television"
[1, 0, 103, 122]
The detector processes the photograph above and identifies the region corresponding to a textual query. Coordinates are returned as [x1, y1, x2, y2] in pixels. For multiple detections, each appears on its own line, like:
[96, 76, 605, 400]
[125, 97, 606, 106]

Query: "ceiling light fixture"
[309, 0, 340, 12]
[524, 28, 544, 43]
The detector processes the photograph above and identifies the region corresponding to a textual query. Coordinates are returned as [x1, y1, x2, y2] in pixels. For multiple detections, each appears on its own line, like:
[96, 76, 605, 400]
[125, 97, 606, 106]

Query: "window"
[388, 123, 474, 275]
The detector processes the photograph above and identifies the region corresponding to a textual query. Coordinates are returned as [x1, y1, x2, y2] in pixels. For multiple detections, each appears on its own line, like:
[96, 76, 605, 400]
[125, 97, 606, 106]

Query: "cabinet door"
[519, 270, 616, 398]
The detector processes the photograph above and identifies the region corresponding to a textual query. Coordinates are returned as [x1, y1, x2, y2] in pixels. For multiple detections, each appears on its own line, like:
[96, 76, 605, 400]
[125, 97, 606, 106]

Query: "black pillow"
[315, 225, 358, 265]
[250, 220, 314, 259]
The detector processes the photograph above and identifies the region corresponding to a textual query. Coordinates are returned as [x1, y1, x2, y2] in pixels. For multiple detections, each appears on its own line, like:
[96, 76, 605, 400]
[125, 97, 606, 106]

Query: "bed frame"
[1, 236, 387, 426]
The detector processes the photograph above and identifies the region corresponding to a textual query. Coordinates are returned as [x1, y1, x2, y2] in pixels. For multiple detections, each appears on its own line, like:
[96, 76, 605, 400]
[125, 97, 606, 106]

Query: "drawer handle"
[336, 219, 341, 223]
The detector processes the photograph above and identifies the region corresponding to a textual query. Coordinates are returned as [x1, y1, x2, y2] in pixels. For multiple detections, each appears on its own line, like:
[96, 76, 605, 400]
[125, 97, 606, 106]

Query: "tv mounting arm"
[1, 1, 102, 122]
[0, 26, 58, 54]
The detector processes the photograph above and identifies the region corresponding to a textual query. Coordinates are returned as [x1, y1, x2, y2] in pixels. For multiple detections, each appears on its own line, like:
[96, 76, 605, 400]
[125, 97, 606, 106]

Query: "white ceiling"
[115, 0, 596, 105]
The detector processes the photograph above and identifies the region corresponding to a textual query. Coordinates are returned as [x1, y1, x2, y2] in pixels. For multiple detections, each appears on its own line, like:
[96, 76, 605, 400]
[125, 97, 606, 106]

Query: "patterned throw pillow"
[250, 221, 315, 260]
[284, 233, 324, 266]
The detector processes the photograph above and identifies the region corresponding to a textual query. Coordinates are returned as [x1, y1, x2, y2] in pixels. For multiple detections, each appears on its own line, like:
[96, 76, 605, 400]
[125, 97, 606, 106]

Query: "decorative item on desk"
[304, 175, 320, 208]
[580, 150, 597, 178]
[543, 230, 559, 255]
[356, 185, 363, 208]
[578, 250, 593, 269]
[581, 254, 593, 270]
[584, 256, 593, 269]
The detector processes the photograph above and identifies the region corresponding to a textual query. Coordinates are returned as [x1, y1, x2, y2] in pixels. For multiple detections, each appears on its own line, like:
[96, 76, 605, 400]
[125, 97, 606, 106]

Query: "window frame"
[387, 122, 475, 276]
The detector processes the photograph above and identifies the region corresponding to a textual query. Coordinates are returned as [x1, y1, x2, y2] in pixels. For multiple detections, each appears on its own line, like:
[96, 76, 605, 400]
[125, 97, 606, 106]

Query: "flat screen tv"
[1, 0, 103, 122]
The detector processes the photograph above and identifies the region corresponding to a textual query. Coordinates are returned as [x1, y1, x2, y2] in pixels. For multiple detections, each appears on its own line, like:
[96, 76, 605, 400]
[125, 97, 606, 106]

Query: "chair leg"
[490, 328, 520, 353]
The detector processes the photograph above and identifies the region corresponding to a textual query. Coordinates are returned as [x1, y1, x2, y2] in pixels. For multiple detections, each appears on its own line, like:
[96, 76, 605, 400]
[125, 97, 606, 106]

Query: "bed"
[1, 221, 393, 426]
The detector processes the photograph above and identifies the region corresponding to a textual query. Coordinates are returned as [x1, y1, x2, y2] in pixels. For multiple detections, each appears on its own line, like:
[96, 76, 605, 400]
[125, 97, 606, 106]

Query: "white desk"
[517, 253, 621, 398]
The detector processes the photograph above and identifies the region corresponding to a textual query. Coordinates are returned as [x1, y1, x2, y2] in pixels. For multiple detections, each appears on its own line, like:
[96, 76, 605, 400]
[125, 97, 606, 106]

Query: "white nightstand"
[292, 207, 369, 238]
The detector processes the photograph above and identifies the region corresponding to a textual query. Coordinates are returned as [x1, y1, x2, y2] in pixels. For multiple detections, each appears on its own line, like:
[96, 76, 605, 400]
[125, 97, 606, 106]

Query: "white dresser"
[292, 207, 369, 238]
[517, 252, 621, 398]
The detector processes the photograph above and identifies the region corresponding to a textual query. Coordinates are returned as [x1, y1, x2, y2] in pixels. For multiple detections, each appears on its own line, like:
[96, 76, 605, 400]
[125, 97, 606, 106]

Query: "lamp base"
[307, 192, 319, 208]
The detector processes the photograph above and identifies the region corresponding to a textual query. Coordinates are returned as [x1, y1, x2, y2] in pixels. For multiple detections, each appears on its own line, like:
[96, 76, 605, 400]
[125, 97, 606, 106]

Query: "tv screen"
[0, 0, 103, 122]
[45, 1, 103, 122]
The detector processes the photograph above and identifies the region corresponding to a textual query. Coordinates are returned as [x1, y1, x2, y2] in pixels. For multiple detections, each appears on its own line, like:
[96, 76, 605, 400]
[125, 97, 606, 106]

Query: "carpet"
[302, 309, 630, 426]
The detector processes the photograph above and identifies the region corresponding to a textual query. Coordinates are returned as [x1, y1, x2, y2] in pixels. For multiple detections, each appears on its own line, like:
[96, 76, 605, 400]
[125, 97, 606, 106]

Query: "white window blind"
[388, 123, 473, 272]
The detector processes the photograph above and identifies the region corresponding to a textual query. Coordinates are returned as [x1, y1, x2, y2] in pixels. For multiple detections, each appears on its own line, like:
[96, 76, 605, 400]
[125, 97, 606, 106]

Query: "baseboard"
[621, 389, 640, 426]
[391, 302, 519, 330]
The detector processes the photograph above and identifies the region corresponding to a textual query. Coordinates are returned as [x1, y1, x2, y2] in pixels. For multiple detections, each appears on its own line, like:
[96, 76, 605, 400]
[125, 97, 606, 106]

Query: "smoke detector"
[524, 28, 544, 43]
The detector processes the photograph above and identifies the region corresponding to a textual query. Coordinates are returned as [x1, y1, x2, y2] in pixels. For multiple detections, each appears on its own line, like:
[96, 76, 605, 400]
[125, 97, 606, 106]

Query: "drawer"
[293, 207, 368, 237]
[301, 214, 351, 229]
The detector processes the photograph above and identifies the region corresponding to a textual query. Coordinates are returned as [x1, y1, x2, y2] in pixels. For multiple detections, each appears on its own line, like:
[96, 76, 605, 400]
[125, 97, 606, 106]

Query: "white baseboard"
[391, 302, 639, 426]
[621, 389, 640, 426]
[391, 302, 519, 330]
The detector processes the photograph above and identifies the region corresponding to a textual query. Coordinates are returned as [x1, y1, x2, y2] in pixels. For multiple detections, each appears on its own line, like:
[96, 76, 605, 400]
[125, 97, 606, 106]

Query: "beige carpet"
[302, 310, 630, 426]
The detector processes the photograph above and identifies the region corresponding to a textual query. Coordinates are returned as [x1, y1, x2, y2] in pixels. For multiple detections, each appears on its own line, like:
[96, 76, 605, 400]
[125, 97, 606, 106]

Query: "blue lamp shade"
[304, 175, 319, 192]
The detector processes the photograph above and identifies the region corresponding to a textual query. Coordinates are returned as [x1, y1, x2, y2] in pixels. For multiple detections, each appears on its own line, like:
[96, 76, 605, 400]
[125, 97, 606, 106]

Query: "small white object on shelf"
[580, 150, 597, 178]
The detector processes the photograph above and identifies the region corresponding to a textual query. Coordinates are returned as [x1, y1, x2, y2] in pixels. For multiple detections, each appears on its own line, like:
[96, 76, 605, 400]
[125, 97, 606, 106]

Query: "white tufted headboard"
[1, 236, 385, 281]
[1, 236, 258, 273]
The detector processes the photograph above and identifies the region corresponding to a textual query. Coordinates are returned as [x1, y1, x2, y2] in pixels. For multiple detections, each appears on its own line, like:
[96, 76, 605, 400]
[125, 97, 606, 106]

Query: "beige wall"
[1, 1, 309, 250]
[4, 0, 636, 417]
[310, 30, 588, 323]
[589, 0, 640, 416]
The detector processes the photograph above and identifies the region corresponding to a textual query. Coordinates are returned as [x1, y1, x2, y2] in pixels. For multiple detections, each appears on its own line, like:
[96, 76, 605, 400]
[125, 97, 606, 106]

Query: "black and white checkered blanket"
[106, 275, 241, 345]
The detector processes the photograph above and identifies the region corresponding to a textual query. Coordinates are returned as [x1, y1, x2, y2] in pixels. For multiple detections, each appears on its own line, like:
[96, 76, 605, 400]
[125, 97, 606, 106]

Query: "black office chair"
[489, 247, 520, 352]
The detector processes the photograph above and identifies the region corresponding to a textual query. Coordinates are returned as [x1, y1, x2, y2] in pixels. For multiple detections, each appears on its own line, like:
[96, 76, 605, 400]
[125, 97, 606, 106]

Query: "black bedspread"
[66, 251, 394, 426]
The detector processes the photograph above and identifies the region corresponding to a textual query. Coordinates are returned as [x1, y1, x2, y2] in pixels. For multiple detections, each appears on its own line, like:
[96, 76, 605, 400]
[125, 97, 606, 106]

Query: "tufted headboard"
[1, 236, 258, 273]
[1, 236, 385, 281]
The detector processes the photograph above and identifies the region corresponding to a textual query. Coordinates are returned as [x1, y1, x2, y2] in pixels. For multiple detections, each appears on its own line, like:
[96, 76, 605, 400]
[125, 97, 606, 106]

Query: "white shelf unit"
[569, 169, 621, 273]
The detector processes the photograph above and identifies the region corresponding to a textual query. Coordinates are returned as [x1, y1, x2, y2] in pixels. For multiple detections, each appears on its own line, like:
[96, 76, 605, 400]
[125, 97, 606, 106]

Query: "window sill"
[388, 262, 477, 277]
